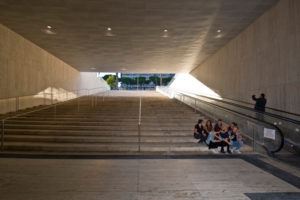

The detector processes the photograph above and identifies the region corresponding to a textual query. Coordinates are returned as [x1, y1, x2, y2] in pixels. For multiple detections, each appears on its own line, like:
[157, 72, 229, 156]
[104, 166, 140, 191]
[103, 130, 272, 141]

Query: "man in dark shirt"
[219, 129, 231, 153]
[252, 93, 267, 112]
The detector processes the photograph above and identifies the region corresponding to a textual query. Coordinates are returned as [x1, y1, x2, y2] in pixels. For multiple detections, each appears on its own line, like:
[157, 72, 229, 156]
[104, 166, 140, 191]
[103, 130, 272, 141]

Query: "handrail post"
[92, 96, 94, 108]
[51, 93, 53, 105]
[252, 127, 255, 152]
[90, 92, 93, 108]
[77, 96, 80, 112]
[138, 124, 141, 152]
[93, 95, 95, 108]
[15, 97, 19, 112]
[43, 91, 46, 105]
[138, 96, 142, 152]
[54, 104, 57, 118]
[1, 120, 4, 151]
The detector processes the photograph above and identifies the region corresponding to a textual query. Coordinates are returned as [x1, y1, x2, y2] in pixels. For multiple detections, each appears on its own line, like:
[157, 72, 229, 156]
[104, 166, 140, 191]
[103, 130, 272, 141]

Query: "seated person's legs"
[219, 141, 231, 153]
[231, 141, 241, 152]
[208, 141, 219, 149]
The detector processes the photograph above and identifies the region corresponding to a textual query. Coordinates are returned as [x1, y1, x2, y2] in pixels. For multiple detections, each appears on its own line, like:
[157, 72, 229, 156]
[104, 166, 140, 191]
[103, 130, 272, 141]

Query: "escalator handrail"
[193, 94, 300, 125]
[221, 95, 300, 118]
[176, 92, 285, 154]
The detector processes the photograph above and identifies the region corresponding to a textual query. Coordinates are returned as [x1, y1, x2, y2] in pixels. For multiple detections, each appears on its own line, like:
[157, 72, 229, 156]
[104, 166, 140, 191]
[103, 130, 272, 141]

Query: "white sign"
[264, 128, 276, 140]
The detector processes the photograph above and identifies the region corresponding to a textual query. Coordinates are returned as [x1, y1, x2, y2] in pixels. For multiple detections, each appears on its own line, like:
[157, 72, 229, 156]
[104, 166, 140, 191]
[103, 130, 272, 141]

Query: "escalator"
[174, 92, 285, 156]
[177, 92, 300, 155]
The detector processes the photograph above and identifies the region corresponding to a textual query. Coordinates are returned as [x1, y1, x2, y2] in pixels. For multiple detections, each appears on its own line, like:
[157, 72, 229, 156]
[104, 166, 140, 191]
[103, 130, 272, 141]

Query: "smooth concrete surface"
[0, 23, 78, 100]
[191, 0, 300, 114]
[0, 158, 299, 200]
[0, 1, 278, 72]
[0, 23, 109, 114]
[79, 72, 109, 93]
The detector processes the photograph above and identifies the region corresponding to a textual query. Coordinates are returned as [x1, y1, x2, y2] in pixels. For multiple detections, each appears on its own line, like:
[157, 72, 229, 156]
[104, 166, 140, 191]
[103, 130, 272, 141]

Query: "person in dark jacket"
[252, 93, 267, 112]
[194, 119, 208, 143]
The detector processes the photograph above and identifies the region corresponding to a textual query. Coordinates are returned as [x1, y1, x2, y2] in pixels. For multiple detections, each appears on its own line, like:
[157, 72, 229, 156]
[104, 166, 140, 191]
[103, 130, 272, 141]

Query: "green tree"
[120, 77, 135, 85]
[149, 76, 160, 85]
[102, 74, 111, 81]
[162, 77, 173, 85]
[138, 77, 146, 85]
[106, 75, 117, 89]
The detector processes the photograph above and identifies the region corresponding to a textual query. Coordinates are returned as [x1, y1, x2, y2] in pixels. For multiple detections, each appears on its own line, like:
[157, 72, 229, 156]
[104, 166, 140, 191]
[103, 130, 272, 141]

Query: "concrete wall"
[79, 72, 110, 93]
[0, 23, 108, 114]
[191, 0, 300, 114]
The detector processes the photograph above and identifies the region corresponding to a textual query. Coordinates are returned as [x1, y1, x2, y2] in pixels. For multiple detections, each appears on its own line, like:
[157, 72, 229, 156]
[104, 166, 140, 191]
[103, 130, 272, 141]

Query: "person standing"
[252, 93, 267, 112]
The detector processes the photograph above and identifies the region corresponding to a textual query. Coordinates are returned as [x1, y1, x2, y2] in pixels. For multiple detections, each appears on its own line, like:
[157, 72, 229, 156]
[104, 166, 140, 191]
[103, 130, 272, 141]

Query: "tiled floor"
[0, 158, 299, 199]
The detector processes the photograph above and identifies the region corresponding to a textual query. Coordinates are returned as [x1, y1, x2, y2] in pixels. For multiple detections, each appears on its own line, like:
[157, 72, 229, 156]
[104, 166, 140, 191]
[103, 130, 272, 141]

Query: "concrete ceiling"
[0, 0, 278, 73]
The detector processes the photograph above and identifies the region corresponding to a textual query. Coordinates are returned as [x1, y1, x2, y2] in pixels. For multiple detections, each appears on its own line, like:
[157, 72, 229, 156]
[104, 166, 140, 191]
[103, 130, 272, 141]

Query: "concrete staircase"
[2, 93, 208, 155]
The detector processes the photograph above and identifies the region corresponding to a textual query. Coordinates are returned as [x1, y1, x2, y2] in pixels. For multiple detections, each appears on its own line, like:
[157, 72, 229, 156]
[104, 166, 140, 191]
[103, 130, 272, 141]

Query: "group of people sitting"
[194, 119, 243, 154]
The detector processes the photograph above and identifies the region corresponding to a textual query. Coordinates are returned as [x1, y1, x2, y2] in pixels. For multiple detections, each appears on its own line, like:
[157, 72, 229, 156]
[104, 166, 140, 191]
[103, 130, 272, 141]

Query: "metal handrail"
[138, 96, 142, 152]
[164, 77, 299, 117]
[1, 87, 109, 151]
[192, 93, 300, 125]
[220, 95, 300, 118]
[176, 92, 285, 155]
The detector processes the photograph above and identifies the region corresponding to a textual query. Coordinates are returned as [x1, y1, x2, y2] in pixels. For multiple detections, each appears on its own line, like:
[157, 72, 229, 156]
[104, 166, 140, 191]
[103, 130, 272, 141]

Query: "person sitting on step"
[214, 119, 225, 133]
[219, 126, 232, 154]
[204, 119, 213, 135]
[212, 119, 230, 153]
[193, 119, 207, 143]
[205, 121, 224, 153]
[229, 122, 243, 153]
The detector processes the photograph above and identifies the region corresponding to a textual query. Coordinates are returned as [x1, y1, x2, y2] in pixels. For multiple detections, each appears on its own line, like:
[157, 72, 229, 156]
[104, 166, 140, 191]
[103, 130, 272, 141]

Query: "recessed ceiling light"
[121, 68, 127, 71]
[47, 25, 52, 29]
[90, 67, 96, 70]
[162, 29, 169, 38]
[217, 29, 222, 33]
[105, 27, 115, 37]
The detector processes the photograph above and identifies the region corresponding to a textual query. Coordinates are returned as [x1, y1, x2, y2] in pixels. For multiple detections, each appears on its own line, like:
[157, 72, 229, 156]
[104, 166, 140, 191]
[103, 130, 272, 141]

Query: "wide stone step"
[13, 117, 140, 122]
[5, 120, 195, 127]
[4, 135, 196, 143]
[4, 124, 193, 131]
[9, 118, 197, 124]
[4, 124, 139, 131]
[4, 129, 138, 136]
[3, 142, 205, 152]
[25, 114, 140, 118]
[24, 113, 198, 118]
[4, 129, 192, 137]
